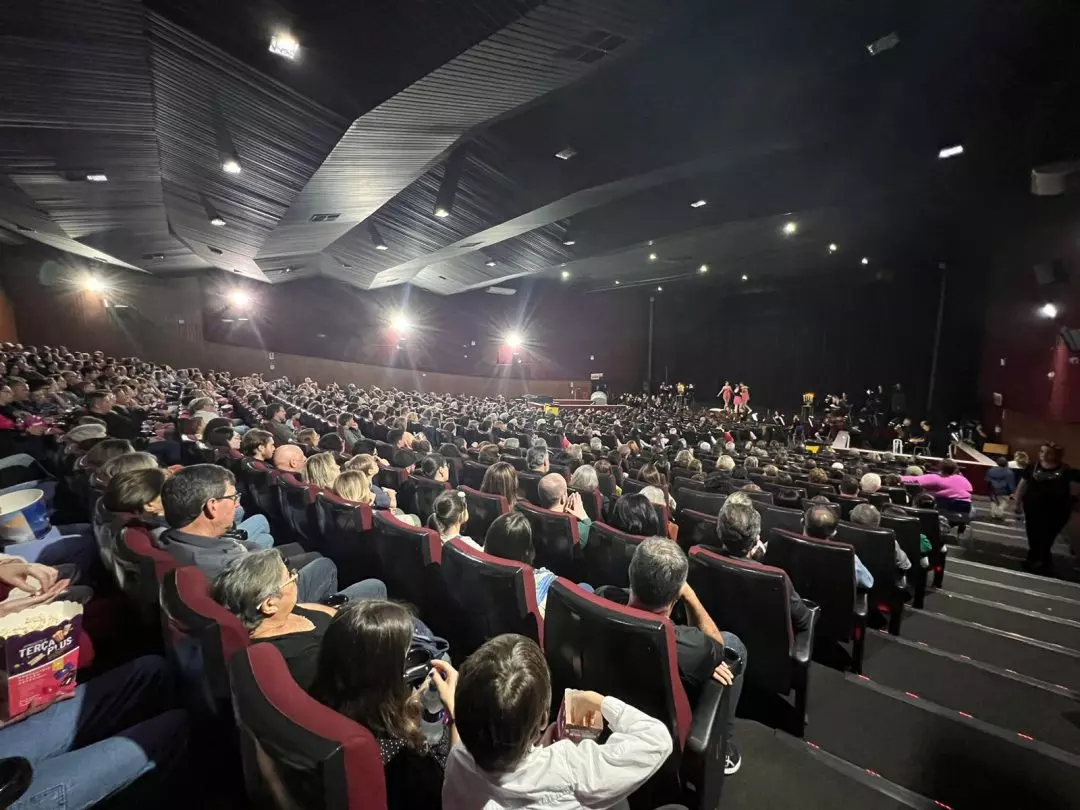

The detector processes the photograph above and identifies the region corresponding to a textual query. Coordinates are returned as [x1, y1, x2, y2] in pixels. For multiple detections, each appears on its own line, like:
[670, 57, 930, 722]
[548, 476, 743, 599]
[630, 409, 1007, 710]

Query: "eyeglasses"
[208, 492, 242, 507]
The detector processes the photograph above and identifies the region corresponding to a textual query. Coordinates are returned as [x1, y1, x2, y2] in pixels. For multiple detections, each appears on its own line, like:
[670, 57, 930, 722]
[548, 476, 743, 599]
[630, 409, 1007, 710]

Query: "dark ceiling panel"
[148, 13, 351, 282]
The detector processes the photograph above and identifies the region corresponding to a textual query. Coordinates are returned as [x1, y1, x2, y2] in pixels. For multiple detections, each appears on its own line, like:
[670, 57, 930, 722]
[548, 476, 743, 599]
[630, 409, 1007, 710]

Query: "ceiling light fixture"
[434, 145, 468, 219]
[782, 221, 798, 236]
[938, 144, 964, 159]
[561, 270, 570, 280]
[1039, 303, 1059, 319]
[222, 158, 242, 175]
[698, 264, 708, 273]
[369, 222, 388, 251]
[657, 286, 663, 292]
[86, 173, 108, 183]
[228, 290, 250, 308]
[649, 252, 658, 261]
[269, 32, 300, 60]
[82, 275, 107, 293]
[555, 146, 578, 160]
[690, 199, 708, 208]
[867, 32, 900, 56]
[505, 331, 523, 349]
[861, 257, 869, 265]
[614, 280, 620, 285]
[563, 239, 576, 246]
[741, 274, 748, 281]
[210, 216, 227, 227]
[486, 259, 497, 267]
[391, 313, 411, 333]
[828, 243, 838, 253]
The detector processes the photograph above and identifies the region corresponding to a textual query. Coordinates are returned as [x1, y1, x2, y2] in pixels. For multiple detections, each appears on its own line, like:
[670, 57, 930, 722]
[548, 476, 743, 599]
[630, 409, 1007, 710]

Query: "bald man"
[273, 444, 305, 475]
[536, 472, 593, 547]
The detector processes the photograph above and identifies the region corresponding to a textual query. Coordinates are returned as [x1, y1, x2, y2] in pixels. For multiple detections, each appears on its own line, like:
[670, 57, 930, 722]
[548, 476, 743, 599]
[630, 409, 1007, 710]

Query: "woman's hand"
[429, 659, 459, 718]
[0, 579, 70, 619]
[0, 562, 59, 594]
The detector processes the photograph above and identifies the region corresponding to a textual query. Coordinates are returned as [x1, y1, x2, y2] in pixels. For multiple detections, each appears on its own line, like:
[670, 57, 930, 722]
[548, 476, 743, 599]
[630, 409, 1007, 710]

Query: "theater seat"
[315, 492, 379, 585]
[400, 475, 450, 523]
[901, 505, 945, 587]
[461, 460, 489, 490]
[237, 459, 276, 522]
[375, 466, 409, 490]
[440, 538, 543, 660]
[370, 512, 451, 636]
[834, 522, 906, 635]
[760, 506, 804, 538]
[160, 565, 249, 718]
[568, 486, 604, 522]
[673, 508, 720, 554]
[515, 502, 581, 579]
[518, 472, 543, 505]
[544, 579, 728, 810]
[113, 523, 179, 621]
[880, 512, 926, 608]
[765, 529, 867, 673]
[276, 474, 319, 546]
[621, 477, 645, 495]
[229, 644, 388, 810]
[582, 522, 648, 588]
[688, 546, 818, 736]
[677, 490, 727, 517]
[829, 495, 867, 521]
[459, 486, 509, 542]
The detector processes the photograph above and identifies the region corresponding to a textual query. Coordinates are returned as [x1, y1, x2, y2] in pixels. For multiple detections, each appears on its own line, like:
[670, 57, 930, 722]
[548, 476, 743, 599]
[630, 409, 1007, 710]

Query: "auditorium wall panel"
[0, 244, 614, 397]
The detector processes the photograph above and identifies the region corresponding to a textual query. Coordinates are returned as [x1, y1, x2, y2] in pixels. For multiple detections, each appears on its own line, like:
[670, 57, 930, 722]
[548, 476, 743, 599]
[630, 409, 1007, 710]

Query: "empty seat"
[229, 644, 388, 810]
[688, 546, 818, 736]
[765, 529, 867, 673]
[160, 565, 249, 718]
[440, 538, 543, 660]
[459, 486, 509, 543]
[544, 579, 728, 810]
[515, 502, 581, 578]
[582, 522, 648, 588]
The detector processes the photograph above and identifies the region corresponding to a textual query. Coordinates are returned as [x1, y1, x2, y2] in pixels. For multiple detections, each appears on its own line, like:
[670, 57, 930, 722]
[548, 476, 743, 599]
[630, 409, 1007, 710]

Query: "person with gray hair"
[849, 503, 911, 575]
[588, 436, 605, 453]
[526, 445, 549, 474]
[213, 549, 403, 691]
[596, 538, 746, 775]
[716, 455, 736, 473]
[569, 464, 599, 492]
[156, 464, 351, 603]
[859, 473, 882, 494]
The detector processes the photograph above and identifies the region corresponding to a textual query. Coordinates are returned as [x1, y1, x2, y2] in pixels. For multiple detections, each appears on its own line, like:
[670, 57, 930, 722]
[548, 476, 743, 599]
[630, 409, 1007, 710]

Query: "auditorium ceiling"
[1, 0, 1077, 295]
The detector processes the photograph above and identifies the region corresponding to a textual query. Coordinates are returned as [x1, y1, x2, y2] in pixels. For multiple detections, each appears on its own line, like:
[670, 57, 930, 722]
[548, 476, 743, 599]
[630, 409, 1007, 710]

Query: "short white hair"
[860, 473, 882, 493]
[717, 455, 736, 472]
[570, 464, 599, 491]
[640, 485, 667, 507]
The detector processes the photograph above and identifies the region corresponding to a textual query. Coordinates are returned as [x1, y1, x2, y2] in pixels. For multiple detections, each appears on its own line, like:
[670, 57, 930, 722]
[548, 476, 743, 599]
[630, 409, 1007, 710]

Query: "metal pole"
[646, 295, 655, 393]
[926, 264, 948, 414]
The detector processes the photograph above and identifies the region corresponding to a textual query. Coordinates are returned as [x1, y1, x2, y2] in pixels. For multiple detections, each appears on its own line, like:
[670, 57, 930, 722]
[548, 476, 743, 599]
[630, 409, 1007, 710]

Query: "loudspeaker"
[1034, 260, 1068, 285]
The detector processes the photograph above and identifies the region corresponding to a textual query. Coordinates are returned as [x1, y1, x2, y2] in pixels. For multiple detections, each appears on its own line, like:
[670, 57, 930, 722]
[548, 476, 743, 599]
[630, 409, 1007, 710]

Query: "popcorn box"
[555, 688, 604, 744]
[0, 602, 82, 720]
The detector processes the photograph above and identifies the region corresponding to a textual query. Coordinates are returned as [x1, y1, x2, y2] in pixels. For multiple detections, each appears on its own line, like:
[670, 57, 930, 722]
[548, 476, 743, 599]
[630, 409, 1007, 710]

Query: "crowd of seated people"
[0, 340, 1014, 809]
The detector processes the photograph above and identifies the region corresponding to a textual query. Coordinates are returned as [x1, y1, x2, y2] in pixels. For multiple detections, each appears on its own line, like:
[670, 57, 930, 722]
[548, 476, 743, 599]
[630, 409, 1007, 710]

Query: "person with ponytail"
[427, 489, 480, 550]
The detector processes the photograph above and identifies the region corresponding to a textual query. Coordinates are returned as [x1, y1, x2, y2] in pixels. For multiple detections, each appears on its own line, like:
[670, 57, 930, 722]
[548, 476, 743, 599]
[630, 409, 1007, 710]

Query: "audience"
[902, 459, 973, 503]
[609, 492, 661, 536]
[535, 473, 592, 546]
[429, 489, 479, 549]
[802, 503, 874, 588]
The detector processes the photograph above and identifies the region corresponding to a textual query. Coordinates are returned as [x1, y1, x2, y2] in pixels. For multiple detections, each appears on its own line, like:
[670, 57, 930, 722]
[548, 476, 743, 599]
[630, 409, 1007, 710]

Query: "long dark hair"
[309, 601, 425, 752]
[480, 461, 518, 506]
[611, 493, 660, 536]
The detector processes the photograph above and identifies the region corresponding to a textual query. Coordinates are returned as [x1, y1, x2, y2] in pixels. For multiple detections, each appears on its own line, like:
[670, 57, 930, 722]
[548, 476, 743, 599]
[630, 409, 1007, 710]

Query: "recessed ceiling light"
[782, 221, 798, 236]
[649, 253, 658, 261]
[699, 264, 708, 273]
[861, 257, 869, 265]
[210, 216, 227, 227]
[741, 274, 748, 281]
[269, 32, 300, 60]
[1039, 303, 1058, 319]
[614, 280, 620, 285]
[555, 146, 578, 160]
[657, 286, 663, 291]
[938, 144, 964, 159]
[434, 207, 450, 218]
[648, 240, 654, 246]
[221, 158, 242, 175]
[563, 239, 576, 246]
[486, 260, 497, 267]
[690, 199, 708, 208]
[561, 270, 570, 280]
[828, 243, 838, 253]
[86, 173, 108, 183]
[374, 243, 389, 251]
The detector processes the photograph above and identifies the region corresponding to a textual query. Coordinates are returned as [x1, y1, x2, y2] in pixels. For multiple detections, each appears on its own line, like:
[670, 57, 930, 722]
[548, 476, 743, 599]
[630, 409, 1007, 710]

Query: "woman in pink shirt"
[902, 459, 972, 502]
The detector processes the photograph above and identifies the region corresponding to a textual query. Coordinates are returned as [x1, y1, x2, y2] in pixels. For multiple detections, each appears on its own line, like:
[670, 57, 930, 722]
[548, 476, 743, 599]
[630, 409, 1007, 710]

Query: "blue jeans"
[0, 655, 188, 809]
[237, 514, 274, 550]
[720, 631, 747, 746]
[296, 555, 387, 603]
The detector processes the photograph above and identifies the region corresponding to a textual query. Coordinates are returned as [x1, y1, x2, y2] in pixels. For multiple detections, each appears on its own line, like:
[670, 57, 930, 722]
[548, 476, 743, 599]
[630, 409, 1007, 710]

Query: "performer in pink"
[740, 382, 751, 414]
[720, 380, 733, 410]
[732, 383, 743, 413]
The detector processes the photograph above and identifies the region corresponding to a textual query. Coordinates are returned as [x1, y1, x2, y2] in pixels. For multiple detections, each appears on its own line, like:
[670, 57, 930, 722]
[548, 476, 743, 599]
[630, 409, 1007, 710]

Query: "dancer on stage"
[740, 382, 751, 414]
[732, 383, 743, 414]
[720, 380, 733, 410]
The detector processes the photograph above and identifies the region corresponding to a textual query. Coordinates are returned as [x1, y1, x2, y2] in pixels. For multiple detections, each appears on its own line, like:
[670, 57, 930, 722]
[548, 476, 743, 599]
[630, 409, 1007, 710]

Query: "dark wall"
[200, 275, 649, 392]
[652, 268, 984, 419]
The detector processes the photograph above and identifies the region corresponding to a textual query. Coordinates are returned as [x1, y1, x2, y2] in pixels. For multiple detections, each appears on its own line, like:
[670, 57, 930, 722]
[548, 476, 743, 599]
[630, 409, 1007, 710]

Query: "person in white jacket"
[442, 633, 672, 810]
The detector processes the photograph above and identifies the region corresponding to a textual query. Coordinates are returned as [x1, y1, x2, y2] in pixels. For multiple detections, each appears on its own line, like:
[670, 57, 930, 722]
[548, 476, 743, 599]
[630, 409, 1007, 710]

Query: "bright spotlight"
[938, 144, 964, 160]
[861, 257, 870, 265]
[83, 275, 107, 293]
[1039, 303, 1059, 319]
[391, 313, 411, 332]
[782, 221, 798, 236]
[828, 243, 839, 253]
[561, 270, 570, 280]
[649, 253, 658, 262]
[222, 158, 242, 175]
[741, 274, 748, 281]
[269, 32, 300, 60]
[698, 264, 709, 274]
[690, 199, 708, 208]
[229, 290, 250, 308]
[505, 331, 523, 349]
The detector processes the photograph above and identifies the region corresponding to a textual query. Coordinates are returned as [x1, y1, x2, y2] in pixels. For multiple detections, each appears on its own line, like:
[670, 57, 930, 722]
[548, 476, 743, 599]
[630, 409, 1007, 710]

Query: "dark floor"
[722, 544, 1080, 809]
